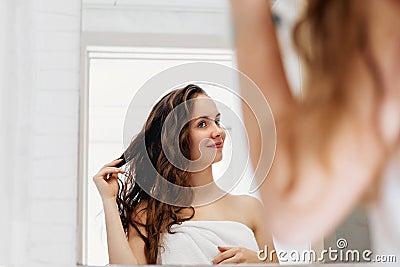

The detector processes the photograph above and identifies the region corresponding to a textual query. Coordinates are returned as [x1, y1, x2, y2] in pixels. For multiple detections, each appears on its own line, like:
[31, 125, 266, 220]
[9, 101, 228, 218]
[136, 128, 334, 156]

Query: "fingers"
[103, 158, 124, 168]
[217, 246, 232, 252]
[107, 172, 119, 180]
[219, 255, 241, 264]
[96, 167, 124, 177]
[212, 248, 237, 264]
[93, 166, 125, 184]
[92, 160, 124, 201]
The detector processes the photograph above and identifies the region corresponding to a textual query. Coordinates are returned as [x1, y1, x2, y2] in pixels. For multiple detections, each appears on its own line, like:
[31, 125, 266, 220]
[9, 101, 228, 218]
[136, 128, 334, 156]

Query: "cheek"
[188, 135, 201, 156]
[189, 130, 206, 147]
[221, 129, 227, 140]
[189, 134, 199, 148]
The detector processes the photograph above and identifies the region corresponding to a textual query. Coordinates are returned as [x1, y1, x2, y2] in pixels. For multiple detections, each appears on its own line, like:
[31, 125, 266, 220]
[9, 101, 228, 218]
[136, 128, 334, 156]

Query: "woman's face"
[188, 95, 226, 168]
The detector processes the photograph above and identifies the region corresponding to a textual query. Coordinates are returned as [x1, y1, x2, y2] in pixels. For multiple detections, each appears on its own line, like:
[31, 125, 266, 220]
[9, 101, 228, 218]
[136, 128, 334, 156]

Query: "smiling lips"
[207, 141, 223, 149]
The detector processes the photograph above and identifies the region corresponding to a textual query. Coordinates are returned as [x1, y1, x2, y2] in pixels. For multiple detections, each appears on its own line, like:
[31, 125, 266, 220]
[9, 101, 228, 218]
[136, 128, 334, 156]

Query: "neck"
[188, 167, 227, 206]
[189, 166, 214, 187]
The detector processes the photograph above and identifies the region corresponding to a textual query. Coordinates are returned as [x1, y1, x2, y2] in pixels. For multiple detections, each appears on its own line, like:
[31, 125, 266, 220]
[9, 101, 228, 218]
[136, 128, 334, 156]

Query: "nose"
[211, 123, 225, 139]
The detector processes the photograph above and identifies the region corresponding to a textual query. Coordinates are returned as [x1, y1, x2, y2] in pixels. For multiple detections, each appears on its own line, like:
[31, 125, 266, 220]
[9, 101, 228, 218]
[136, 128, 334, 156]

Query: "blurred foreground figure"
[232, 0, 400, 255]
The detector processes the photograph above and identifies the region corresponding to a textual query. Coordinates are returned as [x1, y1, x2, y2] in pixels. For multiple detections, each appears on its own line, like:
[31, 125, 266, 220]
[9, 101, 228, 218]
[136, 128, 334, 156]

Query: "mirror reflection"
[79, 0, 397, 266]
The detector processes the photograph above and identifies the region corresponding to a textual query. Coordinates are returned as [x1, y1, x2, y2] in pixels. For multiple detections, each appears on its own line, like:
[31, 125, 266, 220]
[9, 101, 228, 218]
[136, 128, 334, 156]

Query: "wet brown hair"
[116, 84, 207, 263]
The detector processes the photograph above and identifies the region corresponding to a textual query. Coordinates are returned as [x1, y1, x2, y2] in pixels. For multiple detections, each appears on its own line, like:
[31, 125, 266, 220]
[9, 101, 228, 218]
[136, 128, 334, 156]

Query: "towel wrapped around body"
[157, 220, 259, 265]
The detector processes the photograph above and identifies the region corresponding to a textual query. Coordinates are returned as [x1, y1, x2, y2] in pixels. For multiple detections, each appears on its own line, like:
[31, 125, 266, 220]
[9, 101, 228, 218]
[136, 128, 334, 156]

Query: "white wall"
[0, 0, 81, 266]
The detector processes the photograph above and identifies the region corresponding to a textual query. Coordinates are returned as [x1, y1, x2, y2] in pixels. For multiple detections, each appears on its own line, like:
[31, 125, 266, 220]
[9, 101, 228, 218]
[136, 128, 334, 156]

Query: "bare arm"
[250, 197, 279, 263]
[231, 0, 295, 172]
[231, 0, 294, 116]
[93, 159, 146, 264]
[102, 199, 141, 264]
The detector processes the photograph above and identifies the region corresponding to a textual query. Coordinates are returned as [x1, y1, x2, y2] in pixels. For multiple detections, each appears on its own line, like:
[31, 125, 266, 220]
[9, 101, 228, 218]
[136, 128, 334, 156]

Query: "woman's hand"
[93, 159, 125, 202]
[212, 246, 261, 264]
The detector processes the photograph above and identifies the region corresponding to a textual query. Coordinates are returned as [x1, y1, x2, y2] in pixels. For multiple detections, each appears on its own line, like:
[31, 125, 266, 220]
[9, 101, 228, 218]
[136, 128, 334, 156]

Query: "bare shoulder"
[224, 194, 264, 230]
[228, 194, 263, 210]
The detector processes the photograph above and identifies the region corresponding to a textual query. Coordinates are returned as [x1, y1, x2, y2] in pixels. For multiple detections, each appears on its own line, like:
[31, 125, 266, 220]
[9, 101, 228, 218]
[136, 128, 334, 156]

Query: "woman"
[232, 0, 400, 253]
[93, 84, 277, 264]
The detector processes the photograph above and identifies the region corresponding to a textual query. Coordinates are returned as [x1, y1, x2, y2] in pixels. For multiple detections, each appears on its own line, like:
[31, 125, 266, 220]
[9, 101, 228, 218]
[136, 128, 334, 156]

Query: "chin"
[212, 154, 223, 164]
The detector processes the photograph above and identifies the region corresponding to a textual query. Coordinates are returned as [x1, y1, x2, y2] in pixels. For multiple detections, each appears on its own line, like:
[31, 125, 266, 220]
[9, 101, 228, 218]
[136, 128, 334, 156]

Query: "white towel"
[157, 220, 259, 265]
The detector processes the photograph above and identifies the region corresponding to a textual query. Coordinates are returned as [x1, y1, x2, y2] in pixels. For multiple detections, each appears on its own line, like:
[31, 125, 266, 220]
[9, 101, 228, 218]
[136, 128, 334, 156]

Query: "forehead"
[190, 95, 219, 118]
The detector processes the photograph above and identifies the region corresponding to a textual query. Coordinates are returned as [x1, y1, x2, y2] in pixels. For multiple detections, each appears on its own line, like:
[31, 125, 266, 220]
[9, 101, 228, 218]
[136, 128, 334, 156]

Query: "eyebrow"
[194, 113, 221, 120]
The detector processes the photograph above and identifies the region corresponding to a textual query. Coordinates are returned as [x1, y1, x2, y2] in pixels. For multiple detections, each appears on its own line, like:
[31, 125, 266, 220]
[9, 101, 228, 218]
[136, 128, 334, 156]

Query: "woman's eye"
[197, 121, 207, 128]
[215, 120, 221, 126]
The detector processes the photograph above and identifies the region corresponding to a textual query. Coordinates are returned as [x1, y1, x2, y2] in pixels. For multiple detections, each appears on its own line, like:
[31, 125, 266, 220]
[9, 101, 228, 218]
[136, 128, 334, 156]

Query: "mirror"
[78, 0, 372, 265]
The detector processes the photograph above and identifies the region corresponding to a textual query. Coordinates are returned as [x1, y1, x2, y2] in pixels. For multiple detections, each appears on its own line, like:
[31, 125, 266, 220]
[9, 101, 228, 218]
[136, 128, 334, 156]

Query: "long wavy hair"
[116, 84, 207, 263]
